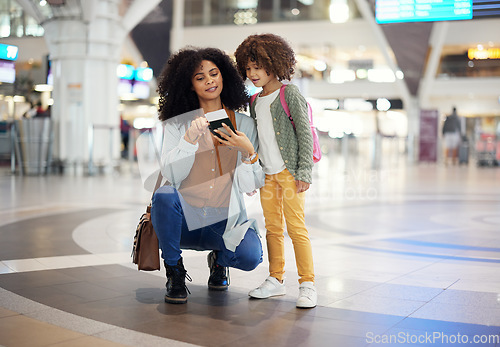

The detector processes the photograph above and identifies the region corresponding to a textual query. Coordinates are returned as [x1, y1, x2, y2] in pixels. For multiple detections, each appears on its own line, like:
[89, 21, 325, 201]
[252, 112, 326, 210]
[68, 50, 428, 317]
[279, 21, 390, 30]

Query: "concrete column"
[43, 0, 121, 174]
[203, 0, 211, 26]
[273, 0, 280, 21]
[406, 96, 420, 163]
[353, 0, 418, 163]
[171, 0, 185, 53]
[37, 0, 161, 174]
[419, 22, 449, 109]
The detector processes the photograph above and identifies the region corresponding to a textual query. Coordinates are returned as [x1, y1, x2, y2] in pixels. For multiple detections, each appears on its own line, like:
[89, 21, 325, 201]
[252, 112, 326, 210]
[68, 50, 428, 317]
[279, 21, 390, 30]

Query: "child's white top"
[255, 89, 285, 175]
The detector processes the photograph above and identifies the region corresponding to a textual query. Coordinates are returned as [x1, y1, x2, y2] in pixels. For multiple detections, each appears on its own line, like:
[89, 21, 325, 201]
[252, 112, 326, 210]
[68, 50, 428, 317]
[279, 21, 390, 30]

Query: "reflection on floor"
[0, 159, 499, 347]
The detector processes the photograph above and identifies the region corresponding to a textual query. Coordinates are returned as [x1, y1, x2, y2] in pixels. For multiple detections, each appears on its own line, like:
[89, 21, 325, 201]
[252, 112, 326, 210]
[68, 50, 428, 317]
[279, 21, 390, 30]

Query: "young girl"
[151, 47, 265, 304]
[235, 34, 317, 308]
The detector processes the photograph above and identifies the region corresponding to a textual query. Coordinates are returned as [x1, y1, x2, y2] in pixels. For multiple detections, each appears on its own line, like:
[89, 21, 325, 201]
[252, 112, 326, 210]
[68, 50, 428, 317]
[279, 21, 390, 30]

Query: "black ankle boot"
[165, 258, 191, 304]
[207, 251, 229, 291]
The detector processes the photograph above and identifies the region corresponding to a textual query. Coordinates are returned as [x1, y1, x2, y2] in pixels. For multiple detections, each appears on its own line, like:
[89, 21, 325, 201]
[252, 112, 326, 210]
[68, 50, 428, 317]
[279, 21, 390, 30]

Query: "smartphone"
[205, 109, 236, 139]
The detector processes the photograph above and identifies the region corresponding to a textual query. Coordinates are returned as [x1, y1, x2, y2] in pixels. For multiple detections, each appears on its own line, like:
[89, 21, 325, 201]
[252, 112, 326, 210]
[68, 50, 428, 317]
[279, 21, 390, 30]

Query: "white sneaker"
[296, 281, 317, 308]
[248, 276, 286, 299]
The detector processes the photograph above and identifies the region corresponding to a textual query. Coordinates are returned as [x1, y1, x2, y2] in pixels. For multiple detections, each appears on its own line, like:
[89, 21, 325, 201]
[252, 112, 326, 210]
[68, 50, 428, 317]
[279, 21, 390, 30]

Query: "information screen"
[0, 43, 18, 61]
[0, 60, 15, 83]
[472, 0, 500, 18]
[376, 0, 473, 23]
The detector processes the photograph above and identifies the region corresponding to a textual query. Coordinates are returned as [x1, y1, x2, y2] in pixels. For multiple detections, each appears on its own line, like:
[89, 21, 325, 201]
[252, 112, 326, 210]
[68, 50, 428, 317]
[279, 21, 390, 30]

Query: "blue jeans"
[151, 185, 262, 271]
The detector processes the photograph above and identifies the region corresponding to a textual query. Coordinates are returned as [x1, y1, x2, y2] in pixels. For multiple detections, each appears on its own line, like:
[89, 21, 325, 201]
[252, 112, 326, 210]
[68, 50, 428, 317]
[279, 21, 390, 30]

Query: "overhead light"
[34, 84, 53, 92]
[329, 0, 349, 23]
[13, 95, 26, 102]
[376, 98, 391, 111]
[367, 68, 396, 82]
[235, 0, 258, 9]
[120, 93, 138, 101]
[356, 69, 368, 79]
[234, 9, 258, 25]
[344, 98, 373, 111]
[314, 60, 327, 72]
[330, 69, 355, 84]
[133, 117, 156, 130]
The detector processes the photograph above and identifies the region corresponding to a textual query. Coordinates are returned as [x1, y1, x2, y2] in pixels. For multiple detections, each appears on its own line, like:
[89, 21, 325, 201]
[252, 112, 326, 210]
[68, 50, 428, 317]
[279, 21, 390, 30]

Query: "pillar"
[37, 0, 161, 174]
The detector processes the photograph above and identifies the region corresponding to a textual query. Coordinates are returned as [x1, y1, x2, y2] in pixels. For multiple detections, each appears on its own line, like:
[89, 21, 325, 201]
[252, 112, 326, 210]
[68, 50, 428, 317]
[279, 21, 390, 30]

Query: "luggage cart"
[11, 118, 53, 175]
[475, 134, 497, 166]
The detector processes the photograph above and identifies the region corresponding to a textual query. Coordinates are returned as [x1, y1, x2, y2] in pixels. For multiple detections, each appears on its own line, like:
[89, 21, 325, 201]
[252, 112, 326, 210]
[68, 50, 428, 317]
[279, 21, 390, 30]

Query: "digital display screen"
[376, 0, 500, 23]
[0, 43, 18, 61]
[46, 57, 53, 85]
[117, 64, 135, 80]
[118, 78, 132, 96]
[376, 0, 473, 23]
[134, 67, 153, 82]
[131, 81, 150, 99]
[0, 60, 15, 83]
[472, 0, 500, 18]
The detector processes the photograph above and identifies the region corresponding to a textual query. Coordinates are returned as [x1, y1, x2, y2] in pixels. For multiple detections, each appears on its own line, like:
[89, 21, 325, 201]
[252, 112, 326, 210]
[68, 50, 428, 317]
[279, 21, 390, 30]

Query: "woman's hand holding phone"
[214, 123, 255, 157]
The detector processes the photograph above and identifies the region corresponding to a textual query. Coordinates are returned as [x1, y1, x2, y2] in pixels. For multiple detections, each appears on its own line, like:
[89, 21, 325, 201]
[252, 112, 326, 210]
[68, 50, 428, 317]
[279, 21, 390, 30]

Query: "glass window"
[184, 0, 361, 27]
[0, 0, 44, 38]
[10, 7, 24, 37]
[438, 45, 500, 78]
[0, 13, 10, 37]
[25, 16, 44, 37]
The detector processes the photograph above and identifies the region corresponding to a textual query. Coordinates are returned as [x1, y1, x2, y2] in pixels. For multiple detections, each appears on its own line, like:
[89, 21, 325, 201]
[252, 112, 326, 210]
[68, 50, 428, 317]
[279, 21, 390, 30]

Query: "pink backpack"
[251, 84, 322, 163]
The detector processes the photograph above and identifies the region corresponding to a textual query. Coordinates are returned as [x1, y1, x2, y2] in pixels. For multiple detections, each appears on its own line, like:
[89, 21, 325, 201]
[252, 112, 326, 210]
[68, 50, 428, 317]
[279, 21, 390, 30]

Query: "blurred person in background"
[442, 106, 462, 165]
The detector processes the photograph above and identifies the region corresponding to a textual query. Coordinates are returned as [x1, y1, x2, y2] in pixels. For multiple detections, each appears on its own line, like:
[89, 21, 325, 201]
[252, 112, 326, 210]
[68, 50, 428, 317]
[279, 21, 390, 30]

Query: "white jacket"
[147, 109, 264, 251]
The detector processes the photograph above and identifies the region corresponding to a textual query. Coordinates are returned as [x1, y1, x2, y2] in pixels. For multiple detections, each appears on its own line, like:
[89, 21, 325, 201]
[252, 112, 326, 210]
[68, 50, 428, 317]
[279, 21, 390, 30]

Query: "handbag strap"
[151, 171, 163, 199]
[147, 171, 163, 214]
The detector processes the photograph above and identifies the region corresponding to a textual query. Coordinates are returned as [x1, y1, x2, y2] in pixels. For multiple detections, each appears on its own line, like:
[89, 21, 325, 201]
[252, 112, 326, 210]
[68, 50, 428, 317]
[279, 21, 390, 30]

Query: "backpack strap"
[250, 92, 259, 105]
[279, 84, 295, 128]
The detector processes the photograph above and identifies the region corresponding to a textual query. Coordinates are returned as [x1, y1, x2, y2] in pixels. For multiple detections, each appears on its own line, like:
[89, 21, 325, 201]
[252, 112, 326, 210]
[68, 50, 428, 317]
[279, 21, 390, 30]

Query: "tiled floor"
[0, 155, 499, 347]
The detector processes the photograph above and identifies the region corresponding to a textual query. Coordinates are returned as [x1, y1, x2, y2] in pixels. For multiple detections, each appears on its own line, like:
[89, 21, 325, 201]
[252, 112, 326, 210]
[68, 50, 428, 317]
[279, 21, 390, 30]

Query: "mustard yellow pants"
[260, 169, 314, 284]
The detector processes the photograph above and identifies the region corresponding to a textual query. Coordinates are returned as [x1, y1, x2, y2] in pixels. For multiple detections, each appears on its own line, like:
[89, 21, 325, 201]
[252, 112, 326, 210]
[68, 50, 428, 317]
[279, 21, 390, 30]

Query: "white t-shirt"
[255, 89, 286, 175]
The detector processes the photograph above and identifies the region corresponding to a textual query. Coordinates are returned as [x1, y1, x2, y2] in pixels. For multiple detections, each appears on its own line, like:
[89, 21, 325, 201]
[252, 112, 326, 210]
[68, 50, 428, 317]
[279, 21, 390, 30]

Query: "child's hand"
[295, 180, 310, 193]
[214, 123, 255, 155]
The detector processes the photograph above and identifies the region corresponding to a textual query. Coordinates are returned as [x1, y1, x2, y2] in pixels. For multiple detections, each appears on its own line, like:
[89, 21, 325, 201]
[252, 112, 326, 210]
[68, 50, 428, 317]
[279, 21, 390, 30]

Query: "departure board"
[375, 0, 473, 23]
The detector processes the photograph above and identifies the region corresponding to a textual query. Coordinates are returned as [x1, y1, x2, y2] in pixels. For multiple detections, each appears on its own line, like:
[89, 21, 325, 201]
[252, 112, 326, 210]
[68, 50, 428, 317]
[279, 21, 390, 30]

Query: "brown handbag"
[132, 172, 162, 271]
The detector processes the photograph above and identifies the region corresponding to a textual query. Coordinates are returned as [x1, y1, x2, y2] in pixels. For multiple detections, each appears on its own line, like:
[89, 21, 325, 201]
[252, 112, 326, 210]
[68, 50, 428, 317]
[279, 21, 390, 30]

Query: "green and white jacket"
[250, 84, 313, 184]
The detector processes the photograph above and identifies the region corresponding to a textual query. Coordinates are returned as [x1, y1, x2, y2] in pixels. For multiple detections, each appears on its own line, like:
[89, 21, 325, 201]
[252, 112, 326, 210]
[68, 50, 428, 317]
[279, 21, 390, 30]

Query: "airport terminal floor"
[0, 155, 499, 347]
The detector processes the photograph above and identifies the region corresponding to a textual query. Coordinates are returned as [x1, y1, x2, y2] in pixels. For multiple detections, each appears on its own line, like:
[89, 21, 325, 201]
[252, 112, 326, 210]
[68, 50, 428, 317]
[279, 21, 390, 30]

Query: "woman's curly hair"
[157, 47, 249, 121]
[234, 34, 296, 81]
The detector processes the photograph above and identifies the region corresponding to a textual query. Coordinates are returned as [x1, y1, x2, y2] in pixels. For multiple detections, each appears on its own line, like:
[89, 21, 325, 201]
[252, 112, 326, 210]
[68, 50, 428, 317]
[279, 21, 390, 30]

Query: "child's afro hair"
[234, 33, 296, 81]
